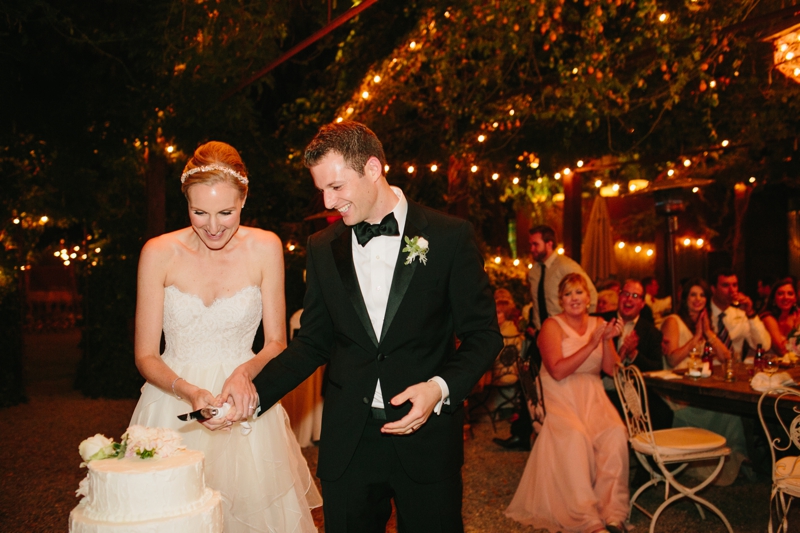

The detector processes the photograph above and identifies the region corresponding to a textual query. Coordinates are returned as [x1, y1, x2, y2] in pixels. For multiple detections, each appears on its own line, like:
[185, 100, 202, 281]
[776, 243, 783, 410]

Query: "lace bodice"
[162, 285, 262, 366]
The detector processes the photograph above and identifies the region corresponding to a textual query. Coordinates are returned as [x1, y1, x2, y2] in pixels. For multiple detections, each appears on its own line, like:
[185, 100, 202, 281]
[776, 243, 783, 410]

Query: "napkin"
[646, 370, 682, 380]
[750, 372, 796, 392]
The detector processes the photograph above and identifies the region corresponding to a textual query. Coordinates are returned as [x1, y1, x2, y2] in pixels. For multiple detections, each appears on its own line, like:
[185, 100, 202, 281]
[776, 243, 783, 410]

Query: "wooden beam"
[221, 0, 381, 100]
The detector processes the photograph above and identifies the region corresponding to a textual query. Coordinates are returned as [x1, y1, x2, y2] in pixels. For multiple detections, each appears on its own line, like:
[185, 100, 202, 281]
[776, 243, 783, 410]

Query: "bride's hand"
[220, 367, 258, 423]
[188, 388, 229, 431]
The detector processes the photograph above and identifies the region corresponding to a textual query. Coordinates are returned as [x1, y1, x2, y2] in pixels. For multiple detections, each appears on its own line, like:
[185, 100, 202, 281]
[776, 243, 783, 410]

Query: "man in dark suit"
[598, 278, 672, 430]
[251, 121, 502, 533]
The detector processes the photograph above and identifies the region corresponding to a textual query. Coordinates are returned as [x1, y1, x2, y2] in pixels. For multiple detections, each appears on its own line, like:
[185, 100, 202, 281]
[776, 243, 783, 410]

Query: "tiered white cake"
[69, 449, 222, 533]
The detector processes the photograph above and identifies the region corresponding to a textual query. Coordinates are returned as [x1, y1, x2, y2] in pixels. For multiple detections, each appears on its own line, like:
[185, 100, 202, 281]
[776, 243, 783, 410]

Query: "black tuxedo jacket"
[253, 201, 502, 483]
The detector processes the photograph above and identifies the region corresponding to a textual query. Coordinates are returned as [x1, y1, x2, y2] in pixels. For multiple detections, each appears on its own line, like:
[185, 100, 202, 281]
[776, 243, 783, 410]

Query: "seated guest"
[660, 277, 747, 485]
[642, 275, 670, 327]
[760, 276, 800, 356]
[597, 279, 672, 430]
[596, 289, 619, 314]
[506, 273, 629, 533]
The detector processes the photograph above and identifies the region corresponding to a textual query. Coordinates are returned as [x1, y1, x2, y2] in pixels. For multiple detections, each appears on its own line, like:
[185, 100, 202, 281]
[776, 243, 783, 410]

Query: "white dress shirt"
[710, 301, 771, 354]
[351, 187, 449, 413]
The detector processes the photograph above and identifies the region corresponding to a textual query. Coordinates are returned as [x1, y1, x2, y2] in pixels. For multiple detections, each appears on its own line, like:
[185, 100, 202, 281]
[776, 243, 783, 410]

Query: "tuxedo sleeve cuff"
[428, 376, 450, 415]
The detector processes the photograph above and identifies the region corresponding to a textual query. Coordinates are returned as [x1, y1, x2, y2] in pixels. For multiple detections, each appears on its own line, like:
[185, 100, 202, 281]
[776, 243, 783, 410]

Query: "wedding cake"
[69, 426, 222, 533]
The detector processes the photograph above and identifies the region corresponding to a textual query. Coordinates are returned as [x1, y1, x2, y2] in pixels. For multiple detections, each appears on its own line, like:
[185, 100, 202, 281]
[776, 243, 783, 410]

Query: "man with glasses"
[597, 279, 672, 430]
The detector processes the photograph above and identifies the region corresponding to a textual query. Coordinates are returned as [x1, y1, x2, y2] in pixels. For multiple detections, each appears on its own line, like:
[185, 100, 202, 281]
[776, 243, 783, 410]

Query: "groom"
[251, 121, 502, 533]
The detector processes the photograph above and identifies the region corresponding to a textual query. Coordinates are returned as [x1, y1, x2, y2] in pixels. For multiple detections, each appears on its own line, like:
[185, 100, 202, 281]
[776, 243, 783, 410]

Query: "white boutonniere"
[403, 236, 429, 265]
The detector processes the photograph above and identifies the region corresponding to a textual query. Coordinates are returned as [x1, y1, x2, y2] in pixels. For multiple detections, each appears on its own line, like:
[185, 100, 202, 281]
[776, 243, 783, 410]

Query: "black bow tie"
[353, 212, 399, 246]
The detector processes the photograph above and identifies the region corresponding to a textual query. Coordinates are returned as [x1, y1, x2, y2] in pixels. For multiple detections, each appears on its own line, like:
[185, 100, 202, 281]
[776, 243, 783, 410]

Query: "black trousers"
[321, 415, 464, 533]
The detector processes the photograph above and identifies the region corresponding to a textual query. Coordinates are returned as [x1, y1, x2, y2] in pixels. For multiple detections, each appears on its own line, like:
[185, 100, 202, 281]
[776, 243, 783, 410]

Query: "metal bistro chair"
[470, 334, 523, 431]
[613, 364, 733, 533]
[758, 387, 800, 533]
[516, 334, 546, 435]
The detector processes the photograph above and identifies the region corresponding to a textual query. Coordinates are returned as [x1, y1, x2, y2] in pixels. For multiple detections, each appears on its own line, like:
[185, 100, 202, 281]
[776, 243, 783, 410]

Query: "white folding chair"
[758, 387, 800, 533]
[613, 364, 733, 533]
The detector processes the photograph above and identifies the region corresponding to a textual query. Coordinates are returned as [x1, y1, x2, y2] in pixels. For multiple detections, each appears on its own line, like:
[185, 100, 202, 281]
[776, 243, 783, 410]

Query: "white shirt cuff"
[428, 376, 450, 415]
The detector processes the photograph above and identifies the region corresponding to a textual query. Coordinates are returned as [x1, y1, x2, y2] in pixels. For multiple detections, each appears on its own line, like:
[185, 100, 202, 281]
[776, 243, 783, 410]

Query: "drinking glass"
[764, 353, 779, 375]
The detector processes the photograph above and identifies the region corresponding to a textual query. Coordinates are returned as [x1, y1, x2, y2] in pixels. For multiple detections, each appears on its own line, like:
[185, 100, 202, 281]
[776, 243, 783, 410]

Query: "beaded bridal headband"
[180, 164, 249, 185]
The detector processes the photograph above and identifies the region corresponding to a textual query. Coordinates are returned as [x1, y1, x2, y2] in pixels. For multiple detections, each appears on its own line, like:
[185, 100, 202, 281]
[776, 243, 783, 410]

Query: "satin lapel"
[331, 227, 379, 347]
[379, 204, 428, 343]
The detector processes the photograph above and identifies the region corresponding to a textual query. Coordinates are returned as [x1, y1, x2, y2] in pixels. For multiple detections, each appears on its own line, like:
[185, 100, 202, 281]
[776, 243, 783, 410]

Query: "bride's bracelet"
[171, 376, 185, 399]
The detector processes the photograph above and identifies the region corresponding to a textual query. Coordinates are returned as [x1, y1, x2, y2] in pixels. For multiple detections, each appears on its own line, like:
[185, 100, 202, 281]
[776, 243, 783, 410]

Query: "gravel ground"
[0, 330, 792, 532]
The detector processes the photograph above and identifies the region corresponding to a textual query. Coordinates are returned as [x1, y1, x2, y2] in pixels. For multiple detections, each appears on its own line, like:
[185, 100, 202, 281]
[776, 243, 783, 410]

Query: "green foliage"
[74, 257, 143, 399]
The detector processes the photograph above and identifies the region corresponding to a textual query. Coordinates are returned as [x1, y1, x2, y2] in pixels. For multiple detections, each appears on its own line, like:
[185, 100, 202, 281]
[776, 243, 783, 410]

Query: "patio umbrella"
[581, 195, 617, 282]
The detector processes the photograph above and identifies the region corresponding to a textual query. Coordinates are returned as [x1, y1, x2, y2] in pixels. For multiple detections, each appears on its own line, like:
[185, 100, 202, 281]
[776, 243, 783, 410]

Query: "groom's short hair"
[305, 121, 387, 176]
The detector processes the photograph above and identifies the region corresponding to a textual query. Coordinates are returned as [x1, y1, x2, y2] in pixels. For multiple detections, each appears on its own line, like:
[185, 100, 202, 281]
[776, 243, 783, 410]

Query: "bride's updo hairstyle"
[180, 141, 249, 199]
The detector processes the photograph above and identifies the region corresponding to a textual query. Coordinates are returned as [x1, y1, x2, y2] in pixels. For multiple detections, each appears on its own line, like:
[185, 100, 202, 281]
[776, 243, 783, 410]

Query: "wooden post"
[563, 172, 583, 262]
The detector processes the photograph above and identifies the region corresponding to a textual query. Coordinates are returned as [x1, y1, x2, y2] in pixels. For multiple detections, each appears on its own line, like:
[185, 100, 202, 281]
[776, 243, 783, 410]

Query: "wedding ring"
[249, 405, 256, 409]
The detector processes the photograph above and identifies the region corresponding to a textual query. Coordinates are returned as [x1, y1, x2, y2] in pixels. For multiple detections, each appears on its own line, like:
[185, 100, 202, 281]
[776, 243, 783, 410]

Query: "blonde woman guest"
[506, 273, 628, 533]
[129, 141, 321, 532]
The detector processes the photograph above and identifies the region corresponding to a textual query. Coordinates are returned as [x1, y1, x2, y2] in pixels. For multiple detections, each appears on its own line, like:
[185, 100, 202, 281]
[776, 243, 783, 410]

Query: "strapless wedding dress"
[130, 285, 321, 533]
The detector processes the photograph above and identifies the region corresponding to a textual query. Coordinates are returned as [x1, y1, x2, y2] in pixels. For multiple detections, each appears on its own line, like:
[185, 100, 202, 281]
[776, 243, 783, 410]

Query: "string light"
[557, 247, 565, 255]
[512, 177, 519, 185]
[668, 169, 675, 176]
[491, 173, 499, 180]
[478, 135, 486, 142]
[373, 75, 381, 83]
[336, 117, 344, 123]
[409, 41, 417, 50]
[721, 140, 729, 147]
[692, 187, 699, 193]
[554, 172, 561, 180]
[166, 145, 175, 153]
[683, 238, 691, 246]
[513, 259, 520, 266]
[563, 168, 571, 175]
[509, 109, 515, 116]
[384, 165, 390, 173]
[576, 160, 584, 168]
[494, 256, 501, 264]
[696, 238, 705, 247]
[470, 165, 478, 172]
[683, 159, 691, 167]
[346, 107, 354, 115]
[430, 164, 438, 172]
[13, 218, 20, 224]
[658, 13, 669, 22]
[595, 179, 603, 188]
[407, 165, 415, 174]
[361, 91, 370, 99]
[646, 249, 654, 256]
[635, 246, 642, 253]
[749, 176, 756, 183]
[39, 216, 49, 224]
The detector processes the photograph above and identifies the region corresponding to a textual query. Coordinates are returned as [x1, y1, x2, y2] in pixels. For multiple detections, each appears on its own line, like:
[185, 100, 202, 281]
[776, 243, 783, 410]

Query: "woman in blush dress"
[129, 141, 321, 532]
[506, 273, 629, 533]
[760, 276, 800, 357]
[661, 278, 744, 486]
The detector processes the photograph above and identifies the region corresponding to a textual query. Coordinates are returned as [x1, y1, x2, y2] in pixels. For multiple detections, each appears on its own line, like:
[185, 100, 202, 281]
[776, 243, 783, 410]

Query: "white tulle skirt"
[130, 360, 322, 533]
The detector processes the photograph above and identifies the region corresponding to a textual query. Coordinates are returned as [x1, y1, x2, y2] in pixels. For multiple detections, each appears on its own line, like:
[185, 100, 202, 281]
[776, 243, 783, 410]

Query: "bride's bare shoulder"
[238, 226, 282, 252]
[141, 228, 193, 257]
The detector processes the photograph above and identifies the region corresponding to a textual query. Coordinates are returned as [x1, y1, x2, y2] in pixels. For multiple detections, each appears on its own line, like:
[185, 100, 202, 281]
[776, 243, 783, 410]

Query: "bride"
[129, 141, 321, 532]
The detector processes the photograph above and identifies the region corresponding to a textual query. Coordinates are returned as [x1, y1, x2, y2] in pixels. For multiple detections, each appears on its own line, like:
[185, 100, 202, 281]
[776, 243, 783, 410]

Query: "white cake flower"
[123, 426, 185, 459]
[79, 434, 116, 464]
[75, 474, 90, 498]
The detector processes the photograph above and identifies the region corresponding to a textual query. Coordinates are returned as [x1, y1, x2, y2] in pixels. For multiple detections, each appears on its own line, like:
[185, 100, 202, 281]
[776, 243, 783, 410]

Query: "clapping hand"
[602, 318, 623, 341]
[619, 330, 639, 360]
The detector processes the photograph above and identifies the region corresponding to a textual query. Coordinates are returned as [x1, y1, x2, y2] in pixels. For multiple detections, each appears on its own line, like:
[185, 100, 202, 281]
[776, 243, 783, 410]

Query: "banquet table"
[643, 365, 800, 421]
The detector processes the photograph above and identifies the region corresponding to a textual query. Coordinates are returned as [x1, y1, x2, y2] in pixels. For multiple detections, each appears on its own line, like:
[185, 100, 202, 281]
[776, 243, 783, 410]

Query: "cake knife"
[177, 407, 221, 421]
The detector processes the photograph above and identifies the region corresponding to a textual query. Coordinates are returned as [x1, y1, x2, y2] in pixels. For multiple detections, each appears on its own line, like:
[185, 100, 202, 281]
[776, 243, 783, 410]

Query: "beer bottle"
[754, 344, 764, 372]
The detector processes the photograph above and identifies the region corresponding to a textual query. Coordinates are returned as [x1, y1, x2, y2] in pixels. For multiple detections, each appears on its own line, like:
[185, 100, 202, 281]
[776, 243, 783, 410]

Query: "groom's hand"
[220, 368, 259, 423]
[381, 381, 442, 435]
